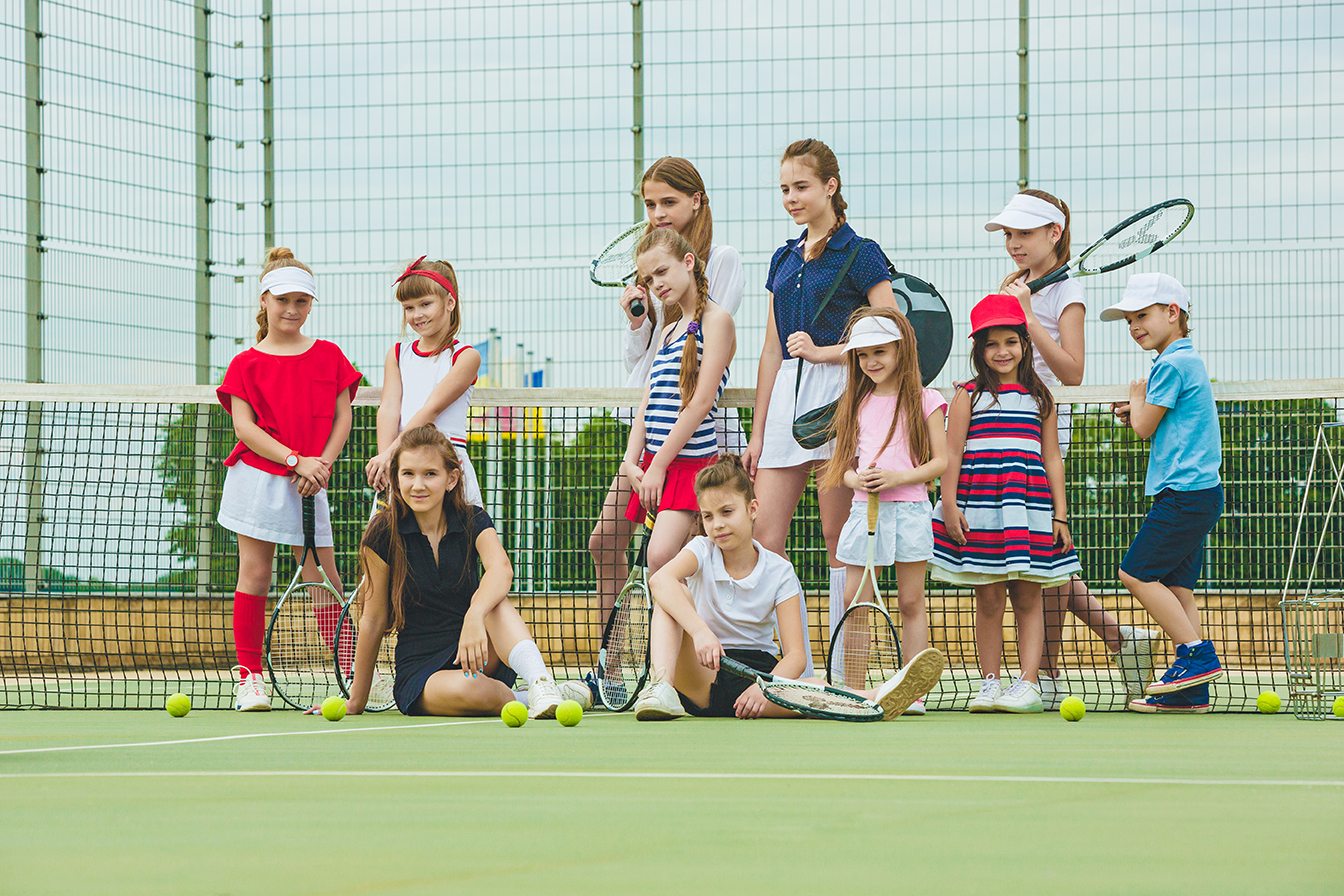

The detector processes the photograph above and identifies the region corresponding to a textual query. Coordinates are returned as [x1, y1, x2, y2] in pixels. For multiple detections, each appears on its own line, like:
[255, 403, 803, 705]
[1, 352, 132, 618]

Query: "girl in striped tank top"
[620, 228, 736, 574]
[931, 295, 1080, 714]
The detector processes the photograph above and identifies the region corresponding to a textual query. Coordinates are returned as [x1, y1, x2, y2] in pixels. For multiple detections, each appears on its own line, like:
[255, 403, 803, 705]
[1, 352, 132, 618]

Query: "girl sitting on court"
[618, 227, 735, 578]
[216, 247, 362, 712]
[931, 295, 1081, 714]
[366, 256, 483, 506]
[633, 454, 944, 721]
[818, 308, 948, 714]
[345, 425, 573, 719]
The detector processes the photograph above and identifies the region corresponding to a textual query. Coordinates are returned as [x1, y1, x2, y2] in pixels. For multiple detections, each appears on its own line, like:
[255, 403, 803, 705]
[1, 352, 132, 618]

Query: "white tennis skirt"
[217, 462, 334, 547]
[757, 358, 846, 469]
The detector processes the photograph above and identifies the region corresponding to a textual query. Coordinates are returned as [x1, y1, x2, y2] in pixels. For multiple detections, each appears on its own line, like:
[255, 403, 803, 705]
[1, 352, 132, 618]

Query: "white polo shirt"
[683, 536, 802, 654]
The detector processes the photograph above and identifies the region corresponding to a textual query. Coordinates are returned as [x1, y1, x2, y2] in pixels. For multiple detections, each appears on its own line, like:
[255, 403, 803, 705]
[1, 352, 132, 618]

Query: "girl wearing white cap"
[216, 247, 362, 711]
[819, 308, 947, 712]
[986, 191, 1158, 705]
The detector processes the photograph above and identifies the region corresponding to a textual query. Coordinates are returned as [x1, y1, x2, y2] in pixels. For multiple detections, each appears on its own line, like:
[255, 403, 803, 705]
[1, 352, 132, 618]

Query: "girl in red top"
[217, 247, 362, 712]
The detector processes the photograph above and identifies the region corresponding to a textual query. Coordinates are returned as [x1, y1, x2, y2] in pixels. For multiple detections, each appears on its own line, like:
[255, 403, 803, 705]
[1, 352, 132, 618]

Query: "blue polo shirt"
[765, 222, 891, 358]
[1145, 338, 1222, 495]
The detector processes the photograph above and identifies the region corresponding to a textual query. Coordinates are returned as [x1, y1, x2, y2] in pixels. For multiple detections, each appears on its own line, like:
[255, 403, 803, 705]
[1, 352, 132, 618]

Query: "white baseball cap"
[1100, 272, 1190, 321]
[984, 193, 1067, 232]
[841, 316, 902, 352]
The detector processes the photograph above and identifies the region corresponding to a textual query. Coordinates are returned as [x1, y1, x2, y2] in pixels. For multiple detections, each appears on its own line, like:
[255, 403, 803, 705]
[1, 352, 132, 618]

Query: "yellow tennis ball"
[1059, 696, 1086, 721]
[1256, 691, 1282, 714]
[321, 695, 347, 722]
[556, 699, 583, 727]
[501, 700, 528, 728]
[165, 693, 191, 718]
[1333, 695, 1344, 718]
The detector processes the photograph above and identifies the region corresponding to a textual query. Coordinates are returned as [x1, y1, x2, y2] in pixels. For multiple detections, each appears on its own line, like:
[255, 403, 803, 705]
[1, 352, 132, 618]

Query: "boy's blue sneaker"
[1129, 683, 1210, 713]
[1146, 641, 1223, 695]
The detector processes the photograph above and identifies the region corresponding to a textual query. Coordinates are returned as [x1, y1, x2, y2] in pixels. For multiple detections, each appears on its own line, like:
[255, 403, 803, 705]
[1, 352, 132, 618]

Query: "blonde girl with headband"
[366, 256, 483, 507]
[619, 227, 735, 580]
[743, 138, 899, 675]
[592, 157, 746, 627]
[987, 191, 1158, 705]
[216, 248, 362, 712]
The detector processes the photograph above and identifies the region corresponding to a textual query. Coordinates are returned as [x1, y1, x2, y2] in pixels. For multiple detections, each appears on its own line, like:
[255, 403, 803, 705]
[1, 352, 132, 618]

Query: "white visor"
[985, 193, 1067, 232]
[1100, 272, 1190, 321]
[260, 266, 317, 299]
[841, 316, 902, 352]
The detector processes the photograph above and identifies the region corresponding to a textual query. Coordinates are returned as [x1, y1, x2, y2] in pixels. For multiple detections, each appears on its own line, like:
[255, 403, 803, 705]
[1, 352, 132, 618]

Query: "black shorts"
[679, 648, 779, 718]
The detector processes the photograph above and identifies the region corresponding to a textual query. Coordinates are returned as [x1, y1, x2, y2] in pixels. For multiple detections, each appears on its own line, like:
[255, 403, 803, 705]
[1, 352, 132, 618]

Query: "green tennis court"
[3, 709, 1340, 895]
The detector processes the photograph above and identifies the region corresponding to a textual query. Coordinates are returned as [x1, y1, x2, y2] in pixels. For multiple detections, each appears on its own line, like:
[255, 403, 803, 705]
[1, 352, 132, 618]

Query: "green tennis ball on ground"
[556, 699, 583, 727]
[501, 700, 528, 728]
[1059, 696, 1086, 721]
[1333, 695, 1344, 718]
[1256, 691, 1282, 714]
[165, 693, 191, 718]
[321, 695, 347, 722]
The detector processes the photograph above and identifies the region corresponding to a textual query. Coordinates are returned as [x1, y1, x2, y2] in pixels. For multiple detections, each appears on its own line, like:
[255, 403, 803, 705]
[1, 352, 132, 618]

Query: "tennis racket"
[719, 656, 883, 722]
[596, 513, 655, 711]
[1026, 198, 1194, 293]
[591, 223, 648, 313]
[882, 258, 953, 386]
[264, 494, 346, 711]
[332, 490, 396, 711]
[826, 492, 904, 691]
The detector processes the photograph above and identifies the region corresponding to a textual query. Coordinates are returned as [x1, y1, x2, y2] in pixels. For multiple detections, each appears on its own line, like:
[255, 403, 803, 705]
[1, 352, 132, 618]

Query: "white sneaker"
[968, 675, 1002, 712]
[994, 677, 1044, 713]
[1113, 625, 1160, 699]
[233, 667, 271, 712]
[1038, 675, 1062, 710]
[559, 679, 594, 711]
[633, 669, 686, 721]
[527, 675, 563, 720]
[903, 698, 927, 716]
[873, 648, 945, 720]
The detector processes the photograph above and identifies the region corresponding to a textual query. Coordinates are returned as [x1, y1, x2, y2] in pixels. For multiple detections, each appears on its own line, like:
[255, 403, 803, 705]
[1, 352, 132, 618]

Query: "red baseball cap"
[969, 294, 1027, 337]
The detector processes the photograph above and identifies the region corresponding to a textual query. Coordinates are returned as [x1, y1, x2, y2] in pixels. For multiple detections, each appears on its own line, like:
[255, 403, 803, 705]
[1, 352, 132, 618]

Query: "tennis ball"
[321, 695, 347, 722]
[1059, 696, 1086, 721]
[501, 700, 528, 728]
[1256, 691, 1282, 714]
[165, 693, 191, 718]
[556, 699, 583, 727]
[1333, 695, 1344, 718]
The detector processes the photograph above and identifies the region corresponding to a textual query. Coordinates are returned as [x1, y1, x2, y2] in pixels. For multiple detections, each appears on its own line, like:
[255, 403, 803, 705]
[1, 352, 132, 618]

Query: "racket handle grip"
[867, 492, 879, 531]
[630, 298, 645, 318]
[1025, 265, 1069, 294]
[302, 494, 316, 542]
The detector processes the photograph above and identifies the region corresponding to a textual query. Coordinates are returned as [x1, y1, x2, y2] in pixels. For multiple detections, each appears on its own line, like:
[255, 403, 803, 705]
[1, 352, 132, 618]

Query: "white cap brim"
[1100, 272, 1190, 321]
[985, 193, 1067, 232]
[842, 317, 902, 352]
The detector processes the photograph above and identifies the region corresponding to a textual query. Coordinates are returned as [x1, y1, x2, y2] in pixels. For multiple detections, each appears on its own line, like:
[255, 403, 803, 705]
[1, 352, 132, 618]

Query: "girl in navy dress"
[345, 425, 571, 719]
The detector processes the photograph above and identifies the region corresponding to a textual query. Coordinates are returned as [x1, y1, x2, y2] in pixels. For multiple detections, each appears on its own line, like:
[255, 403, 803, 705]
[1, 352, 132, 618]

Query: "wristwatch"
[285, 452, 299, 471]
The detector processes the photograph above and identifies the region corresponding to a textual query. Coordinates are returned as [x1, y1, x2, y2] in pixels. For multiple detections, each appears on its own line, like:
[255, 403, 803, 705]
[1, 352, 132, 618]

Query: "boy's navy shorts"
[1120, 485, 1223, 590]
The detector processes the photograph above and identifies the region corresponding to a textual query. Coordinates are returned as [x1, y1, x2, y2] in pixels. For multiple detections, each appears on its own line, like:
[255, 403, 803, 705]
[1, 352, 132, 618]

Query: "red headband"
[395, 255, 458, 301]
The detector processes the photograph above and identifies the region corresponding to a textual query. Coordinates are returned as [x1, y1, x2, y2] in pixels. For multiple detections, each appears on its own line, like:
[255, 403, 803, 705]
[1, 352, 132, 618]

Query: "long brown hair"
[635, 228, 710, 411]
[257, 247, 313, 342]
[395, 258, 461, 356]
[781, 138, 847, 261]
[996, 188, 1072, 292]
[358, 425, 478, 633]
[968, 324, 1055, 421]
[821, 308, 930, 490]
[638, 157, 712, 333]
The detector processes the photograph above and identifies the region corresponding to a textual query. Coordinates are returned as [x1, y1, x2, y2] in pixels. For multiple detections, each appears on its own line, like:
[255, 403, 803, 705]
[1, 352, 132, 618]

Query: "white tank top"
[397, 338, 474, 445]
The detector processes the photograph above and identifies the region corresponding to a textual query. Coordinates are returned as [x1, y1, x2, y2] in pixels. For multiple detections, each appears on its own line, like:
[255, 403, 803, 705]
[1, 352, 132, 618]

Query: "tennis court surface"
[3, 709, 1341, 895]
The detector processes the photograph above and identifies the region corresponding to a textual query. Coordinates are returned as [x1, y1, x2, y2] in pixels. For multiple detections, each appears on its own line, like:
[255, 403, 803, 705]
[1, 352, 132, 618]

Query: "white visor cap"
[841, 316, 903, 353]
[1100, 272, 1190, 321]
[985, 193, 1067, 232]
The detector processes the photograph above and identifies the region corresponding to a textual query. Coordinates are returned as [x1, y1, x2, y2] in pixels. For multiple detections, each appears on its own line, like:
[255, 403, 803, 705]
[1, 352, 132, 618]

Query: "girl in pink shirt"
[820, 308, 948, 712]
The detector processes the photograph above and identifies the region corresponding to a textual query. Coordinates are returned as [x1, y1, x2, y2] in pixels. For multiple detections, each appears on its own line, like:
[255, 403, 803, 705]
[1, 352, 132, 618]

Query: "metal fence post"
[631, 0, 644, 219]
[1017, 0, 1029, 188]
[23, 0, 45, 595]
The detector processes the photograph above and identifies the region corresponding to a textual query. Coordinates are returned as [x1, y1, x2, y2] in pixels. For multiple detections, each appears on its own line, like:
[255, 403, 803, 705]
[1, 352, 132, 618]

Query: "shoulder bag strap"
[795, 238, 869, 398]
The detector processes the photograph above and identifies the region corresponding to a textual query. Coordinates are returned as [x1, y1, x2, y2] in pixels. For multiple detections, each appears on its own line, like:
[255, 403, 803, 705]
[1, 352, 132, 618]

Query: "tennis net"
[2, 381, 1341, 711]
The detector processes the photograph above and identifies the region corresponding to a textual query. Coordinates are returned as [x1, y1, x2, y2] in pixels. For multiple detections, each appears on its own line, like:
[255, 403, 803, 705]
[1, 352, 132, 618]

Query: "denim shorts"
[1120, 485, 1223, 589]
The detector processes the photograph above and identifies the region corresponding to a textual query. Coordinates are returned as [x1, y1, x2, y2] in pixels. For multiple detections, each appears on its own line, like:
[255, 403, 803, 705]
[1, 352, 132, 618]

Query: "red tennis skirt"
[625, 451, 716, 523]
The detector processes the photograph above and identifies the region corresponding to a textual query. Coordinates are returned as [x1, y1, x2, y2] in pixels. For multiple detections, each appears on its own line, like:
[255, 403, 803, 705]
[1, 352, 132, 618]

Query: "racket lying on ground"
[596, 513, 655, 711]
[333, 491, 396, 712]
[882, 257, 953, 386]
[826, 492, 904, 691]
[719, 656, 884, 722]
[1026, 198, 1195, 293]
[265, 494, 346, 711]
[590, 223, 648, 314]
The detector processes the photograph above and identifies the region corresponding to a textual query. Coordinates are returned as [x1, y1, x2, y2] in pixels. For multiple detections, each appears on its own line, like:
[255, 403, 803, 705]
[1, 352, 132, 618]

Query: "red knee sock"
[315, 602, 354, 675]
[233, 590, 267, 678]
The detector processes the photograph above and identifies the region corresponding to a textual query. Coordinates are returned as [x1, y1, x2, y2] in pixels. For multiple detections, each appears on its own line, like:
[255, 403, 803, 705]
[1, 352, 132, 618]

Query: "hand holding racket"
[591, 224, 650, 315]
[1026, 198, 1194, 294]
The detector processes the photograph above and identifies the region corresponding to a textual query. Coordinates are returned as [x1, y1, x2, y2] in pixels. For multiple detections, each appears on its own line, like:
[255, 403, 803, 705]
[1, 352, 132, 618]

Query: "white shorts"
[757, 358, 846, 469]
[217, 461, 334, 547]
[835, 499, 934, 566]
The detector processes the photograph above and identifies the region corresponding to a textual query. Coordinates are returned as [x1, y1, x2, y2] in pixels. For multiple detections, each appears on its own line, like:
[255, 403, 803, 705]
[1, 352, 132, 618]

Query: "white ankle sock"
[1181, 640, 1203, 650]
[507, 640, 548, 687]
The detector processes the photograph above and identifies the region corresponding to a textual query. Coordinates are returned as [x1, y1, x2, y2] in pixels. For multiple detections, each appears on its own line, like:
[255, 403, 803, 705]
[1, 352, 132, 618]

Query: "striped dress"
[643, 324, 727, 459]
[930, 384, 1080, 586]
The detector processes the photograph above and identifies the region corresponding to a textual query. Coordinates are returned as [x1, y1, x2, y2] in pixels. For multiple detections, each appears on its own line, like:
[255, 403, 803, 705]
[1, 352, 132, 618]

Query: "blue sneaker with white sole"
[1129, 682, 1211, 713]
[1147, 641, 1223, 695]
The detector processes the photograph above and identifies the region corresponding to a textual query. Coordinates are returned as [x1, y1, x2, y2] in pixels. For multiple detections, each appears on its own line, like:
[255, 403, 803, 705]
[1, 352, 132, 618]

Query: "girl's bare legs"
[1041, 575, 1122, 677]
[893, 561, 930, 661]
[1118, 571, 1202, 644]
[750, 466, 810, 556]
[415, 600, 537, 716]
[1008, 580, 1044, 683]
[645, 510, 697, 576]
[235, 533, 277, 596]
[588, 473, 639, 624]
[974, 582, 1008, 680]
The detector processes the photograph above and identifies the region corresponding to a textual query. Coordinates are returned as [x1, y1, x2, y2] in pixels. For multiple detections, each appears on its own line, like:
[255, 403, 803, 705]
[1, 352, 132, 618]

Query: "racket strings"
[269, 583, 344, 709]
[1081, 203, 1193, 271]
[592, 230, 643, 285]
[599, 587, 650, 706]
[829, 602, 902, 692]
[764, 682, 878, 719]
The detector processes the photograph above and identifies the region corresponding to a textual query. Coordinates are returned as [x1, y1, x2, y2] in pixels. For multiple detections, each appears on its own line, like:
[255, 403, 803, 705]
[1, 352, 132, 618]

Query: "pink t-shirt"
[852, 387, 948, 503]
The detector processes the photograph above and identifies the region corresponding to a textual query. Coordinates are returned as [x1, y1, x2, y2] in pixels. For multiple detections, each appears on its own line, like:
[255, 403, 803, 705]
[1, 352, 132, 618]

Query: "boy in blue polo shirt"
[1104, 273, 1223, 713]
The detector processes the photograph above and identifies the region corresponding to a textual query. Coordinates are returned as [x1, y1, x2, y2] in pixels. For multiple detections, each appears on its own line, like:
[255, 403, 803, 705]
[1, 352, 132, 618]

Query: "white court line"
[0, 769, 1340, 788]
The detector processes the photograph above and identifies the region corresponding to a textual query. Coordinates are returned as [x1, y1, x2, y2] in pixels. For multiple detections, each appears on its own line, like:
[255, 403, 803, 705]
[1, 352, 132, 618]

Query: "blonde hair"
[997, 189, 1072, 292]
[395, 258, 461, 356]
[257, 247, 313, 342]
[781, 139, 847, 261]
[635, 228, 710, 411]
[821, 308, 930, 490]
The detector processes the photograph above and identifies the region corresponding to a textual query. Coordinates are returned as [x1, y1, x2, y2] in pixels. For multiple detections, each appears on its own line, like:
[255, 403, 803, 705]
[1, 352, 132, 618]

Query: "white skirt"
[452, 441, 484, 506]
[758, 358, 846, 469]
[836, 500, 934, 566]
[217, 462, 334, 547]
